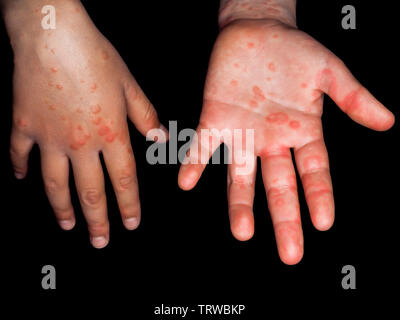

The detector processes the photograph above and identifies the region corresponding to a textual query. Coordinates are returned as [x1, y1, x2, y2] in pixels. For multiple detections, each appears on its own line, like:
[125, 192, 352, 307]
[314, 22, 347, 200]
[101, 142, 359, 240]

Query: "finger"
[10, 127, 34, 179]
[294, 139, 334, 231]
[178, 123, 222, 190]
[71, 154, 109, 249]
[261, 149, 303, 265]
[41, 150, 75, 230]
[103, 139, 140, 231]
[124, 76, 169, 142]
[319, 56, 395, 131]
[227, 155, 257, 241]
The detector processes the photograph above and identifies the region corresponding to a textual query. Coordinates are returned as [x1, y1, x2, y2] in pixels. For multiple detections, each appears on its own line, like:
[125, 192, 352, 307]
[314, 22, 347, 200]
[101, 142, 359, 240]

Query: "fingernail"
[14, 172, 24, 179]
[91, 236, 108, 249]
[59, 219, 75, 230]
[125, 217, 139, 230]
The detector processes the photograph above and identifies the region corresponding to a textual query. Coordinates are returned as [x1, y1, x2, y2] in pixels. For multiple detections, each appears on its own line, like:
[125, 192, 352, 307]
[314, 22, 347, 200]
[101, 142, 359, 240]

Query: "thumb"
[319, 56, 395, 131]
[124, 76, 169, 142]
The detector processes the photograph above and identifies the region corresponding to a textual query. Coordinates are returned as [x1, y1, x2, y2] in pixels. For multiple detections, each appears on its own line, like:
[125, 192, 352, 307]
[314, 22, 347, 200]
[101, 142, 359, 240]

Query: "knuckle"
[10, 144, 24, 159]
[81, 188, 103, 207]
[87, 221, 108, 233]
[44, 177, 64, 195]
[143, 101, 157, 123]
[117, 175, 135, 191]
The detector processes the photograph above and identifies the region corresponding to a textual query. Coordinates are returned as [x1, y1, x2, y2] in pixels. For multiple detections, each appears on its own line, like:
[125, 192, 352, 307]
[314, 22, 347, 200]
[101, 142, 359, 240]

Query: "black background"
[1, 0, 398, 314]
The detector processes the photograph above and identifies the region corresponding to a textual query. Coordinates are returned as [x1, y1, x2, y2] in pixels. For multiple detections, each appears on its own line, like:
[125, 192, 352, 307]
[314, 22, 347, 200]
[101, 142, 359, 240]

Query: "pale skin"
[3, 0, 168, 248]
[178, 0, 395, 264]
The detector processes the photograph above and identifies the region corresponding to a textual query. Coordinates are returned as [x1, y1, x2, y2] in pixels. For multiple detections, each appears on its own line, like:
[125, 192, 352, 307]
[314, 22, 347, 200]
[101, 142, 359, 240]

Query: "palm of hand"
[179, 20, 394, 264]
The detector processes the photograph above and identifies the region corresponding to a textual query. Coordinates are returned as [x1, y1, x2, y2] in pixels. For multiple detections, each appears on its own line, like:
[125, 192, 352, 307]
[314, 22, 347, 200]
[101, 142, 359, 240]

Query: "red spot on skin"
[274, 198, 285, 208]
[101, 50, 109, 60]
[48, 82, 54, 87]
[34, 8, 39, 13]
[70, 126, 90, 150]
[16, 119, 28, 128]
[50, 67, 57, 73]
[249, 100, 258, 108]
[50, 48, 55, 54]
[56, 84, 63, 90]
[91, 104, 101, 114]
[76, 108, 83, 113]
[312, 90, 321, 99]
[230, 80, 238, 87]
[301, 83, 308, 89]
[268, 62, 276, 72]
[253, 85, 266, 101]
[98, 125, 111, 136]
[234, 63, 240, 68]
[266, 112, 289, 124]
[92, 117, 102, 125]
[273, 34, 279, 39]
[80, 79, 85, 84]
[90, 83, 98, 93]
[48, 105, 56, 111]
[289, 120, 301, 129]
[105, 132, 118, 143]
[247, 42, 255, 49]
[266, 77, 271, 81]
[74, 7, 80, 13]
[341, 88, 362, 114]
[44, 44, 48, 49]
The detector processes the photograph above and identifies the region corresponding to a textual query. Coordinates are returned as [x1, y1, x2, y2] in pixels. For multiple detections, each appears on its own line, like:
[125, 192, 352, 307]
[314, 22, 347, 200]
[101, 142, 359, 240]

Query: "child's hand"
[178, 19, 394, 264]
[7, 1, 167, 248]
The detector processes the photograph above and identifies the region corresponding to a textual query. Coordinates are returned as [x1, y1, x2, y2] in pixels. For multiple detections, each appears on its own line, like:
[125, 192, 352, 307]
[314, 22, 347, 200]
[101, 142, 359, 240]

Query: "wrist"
[219, 0, 297, 29]
[2, 0, 82, 47]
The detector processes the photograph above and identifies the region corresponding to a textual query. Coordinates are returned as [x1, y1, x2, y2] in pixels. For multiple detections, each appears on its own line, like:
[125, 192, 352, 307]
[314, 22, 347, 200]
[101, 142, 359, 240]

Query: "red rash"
[289, 120, 300, 129]
[301, 83, 308, 89]
[17, 119, 28, 128]
[90, 83, 98, 93]
[230, 80, 238, 87]
[247, 42, 255, 49]
[56, 84, 63, 90]
[273, 34, 279, 39]
[249, 100, 258, 108]
[274, 198, 285, 208]
[105, 132, 118, 143]
[101, 51, 109, 60]
[268, 62, 276, 72]
[70, 125, 90, 150]
[92, 117, 102, 125]
[90, 104, 102, 114]
[98, 125, 111, 136]
[266, 112, 288, 124]
[50, 67, 57, 73]
[253, 85, 266, 101]
[341, 88, 362, 114]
